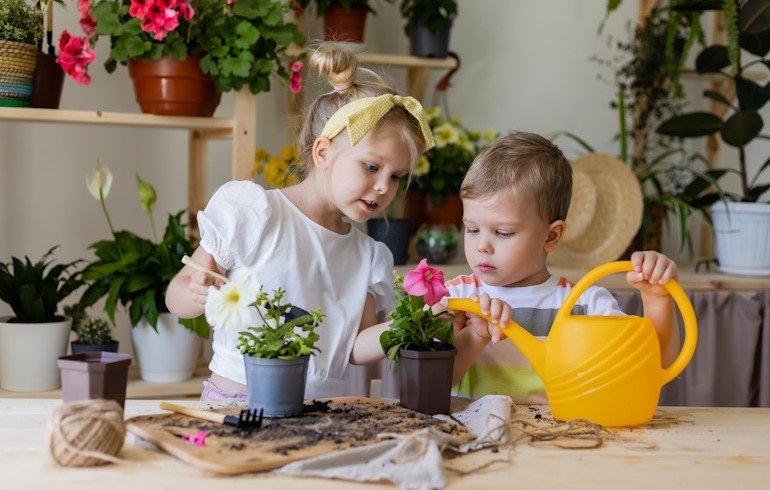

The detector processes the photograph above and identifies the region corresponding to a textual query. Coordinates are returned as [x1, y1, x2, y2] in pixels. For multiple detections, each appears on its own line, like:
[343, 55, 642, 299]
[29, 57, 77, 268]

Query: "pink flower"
[182, 430, 208, 446]
[131, 0, 193, 41]
[291, 60, 303, 72]
[403, 259, 449, 307]
[57, 30, 96, 86]
[76, 0, 97, 37]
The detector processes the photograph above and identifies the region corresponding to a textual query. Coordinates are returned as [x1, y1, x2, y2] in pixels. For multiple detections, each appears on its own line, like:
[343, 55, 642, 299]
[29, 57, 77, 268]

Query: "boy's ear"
[312, 137, 333, 169]
[544, 220, 566, 253]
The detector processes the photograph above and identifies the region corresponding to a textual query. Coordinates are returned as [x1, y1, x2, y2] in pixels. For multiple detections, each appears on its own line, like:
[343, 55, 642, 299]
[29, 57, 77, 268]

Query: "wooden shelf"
[0, 367, 209, 400]
[0, 89, 257, 227]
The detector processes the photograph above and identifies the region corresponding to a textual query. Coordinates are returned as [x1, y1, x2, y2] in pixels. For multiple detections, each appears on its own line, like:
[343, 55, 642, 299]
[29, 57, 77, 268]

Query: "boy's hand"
[626, 251, 678, 297]
[190, 252, 224, 307]
[455, 293, 511, 342]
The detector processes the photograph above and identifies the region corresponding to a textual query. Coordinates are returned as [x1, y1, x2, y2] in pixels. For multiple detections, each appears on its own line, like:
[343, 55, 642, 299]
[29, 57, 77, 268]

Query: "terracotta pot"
[323, 6, 368, 43]
[398, 346, 456, 415]
[403, 191, 464, 233]
[127, 55, 221, 117]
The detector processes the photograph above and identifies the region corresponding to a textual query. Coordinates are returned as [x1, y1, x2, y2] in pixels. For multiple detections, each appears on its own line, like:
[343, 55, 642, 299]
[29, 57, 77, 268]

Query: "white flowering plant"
[205, 277, 324, 359]
[410, 107, 497, 205]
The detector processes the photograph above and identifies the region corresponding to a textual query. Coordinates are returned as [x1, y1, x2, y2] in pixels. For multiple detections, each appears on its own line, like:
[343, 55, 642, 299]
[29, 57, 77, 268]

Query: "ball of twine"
[47, 399, 127, 467]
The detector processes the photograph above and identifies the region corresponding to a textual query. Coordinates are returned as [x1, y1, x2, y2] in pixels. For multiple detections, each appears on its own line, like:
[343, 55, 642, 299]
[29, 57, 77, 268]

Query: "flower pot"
[404, 191, 464, 233]
[0, 40, 38, 107]
[30, 51, 65, 109]
[367, 218, 412, 265]
[711, 201, 770, 276]
[409, 20, 453, 58]
[398, 346, 456, 415]
[70, 340, 120, 354]
[323, 5, 368, 43]
[243, 355, 309, 418]
[130, 313, 201, 383]
[415, 224, 459, 264]
[57, 352, 132, 409]
[0, 316, 71, 392]
[127, 55, 221, 117]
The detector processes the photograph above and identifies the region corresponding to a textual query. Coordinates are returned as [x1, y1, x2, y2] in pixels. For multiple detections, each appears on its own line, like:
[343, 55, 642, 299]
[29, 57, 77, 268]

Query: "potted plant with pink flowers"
[380, 259, 455, 414]
[57, 0, 304, 116]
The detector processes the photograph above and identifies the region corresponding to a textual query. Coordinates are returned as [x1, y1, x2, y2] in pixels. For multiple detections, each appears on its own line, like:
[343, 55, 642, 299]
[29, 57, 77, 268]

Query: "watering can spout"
[446, 298, 548, 378]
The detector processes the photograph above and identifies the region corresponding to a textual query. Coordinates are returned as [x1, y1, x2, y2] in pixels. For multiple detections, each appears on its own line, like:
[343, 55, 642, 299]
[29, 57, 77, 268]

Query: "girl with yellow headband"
[166, 42, 435, 401]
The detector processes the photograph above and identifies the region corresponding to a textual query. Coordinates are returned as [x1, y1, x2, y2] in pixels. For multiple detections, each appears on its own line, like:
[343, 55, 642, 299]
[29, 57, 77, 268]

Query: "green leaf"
[721, 110, 763, 147]
[695, 45, 730, 73]
[657, 112, 723, 137]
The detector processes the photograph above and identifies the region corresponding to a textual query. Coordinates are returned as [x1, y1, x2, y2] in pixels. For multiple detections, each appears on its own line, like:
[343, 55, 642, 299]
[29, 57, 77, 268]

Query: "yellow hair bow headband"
[320, 94, 436, 151]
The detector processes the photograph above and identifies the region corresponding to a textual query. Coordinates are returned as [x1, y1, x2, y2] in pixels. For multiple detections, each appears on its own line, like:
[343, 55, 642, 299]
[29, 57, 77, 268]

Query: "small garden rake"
[160, 402, 264, 430]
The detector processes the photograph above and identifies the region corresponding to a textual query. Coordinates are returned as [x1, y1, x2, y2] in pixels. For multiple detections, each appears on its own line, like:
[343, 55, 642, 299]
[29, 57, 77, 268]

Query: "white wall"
[4, 0, 766, 325]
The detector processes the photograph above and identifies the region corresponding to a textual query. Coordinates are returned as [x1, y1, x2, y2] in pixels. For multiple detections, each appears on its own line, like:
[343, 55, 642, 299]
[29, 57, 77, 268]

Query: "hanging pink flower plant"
[56, 31, 96, 86]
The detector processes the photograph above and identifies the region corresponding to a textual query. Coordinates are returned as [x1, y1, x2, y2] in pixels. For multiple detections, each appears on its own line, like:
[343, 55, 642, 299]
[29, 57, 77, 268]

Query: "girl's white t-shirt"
[197, 181, 395, 398]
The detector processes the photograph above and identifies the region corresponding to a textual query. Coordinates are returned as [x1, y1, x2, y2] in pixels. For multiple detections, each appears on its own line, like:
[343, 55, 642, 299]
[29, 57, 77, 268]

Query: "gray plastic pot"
[243, 355, 309, 417]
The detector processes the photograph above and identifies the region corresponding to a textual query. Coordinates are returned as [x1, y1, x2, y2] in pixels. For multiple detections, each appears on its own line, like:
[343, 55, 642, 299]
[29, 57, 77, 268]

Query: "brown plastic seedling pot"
[58, 352, 132, 409]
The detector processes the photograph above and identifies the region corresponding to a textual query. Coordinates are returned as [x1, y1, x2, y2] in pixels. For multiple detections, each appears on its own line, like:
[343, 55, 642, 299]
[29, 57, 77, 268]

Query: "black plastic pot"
[398, 346, 456, 415]
[410, 21, 453, 58]
[70, 340, 120, 354]
[367, 218, 412, 265]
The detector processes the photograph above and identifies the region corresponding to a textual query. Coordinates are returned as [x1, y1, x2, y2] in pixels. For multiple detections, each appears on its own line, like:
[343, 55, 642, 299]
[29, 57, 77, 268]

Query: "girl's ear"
[312, 137, 333, 170]
[544, 220, 566, 253]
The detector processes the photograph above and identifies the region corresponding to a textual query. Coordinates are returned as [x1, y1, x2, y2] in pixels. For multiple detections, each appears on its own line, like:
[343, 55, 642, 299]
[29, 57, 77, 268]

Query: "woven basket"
[0, 40, 38, 107]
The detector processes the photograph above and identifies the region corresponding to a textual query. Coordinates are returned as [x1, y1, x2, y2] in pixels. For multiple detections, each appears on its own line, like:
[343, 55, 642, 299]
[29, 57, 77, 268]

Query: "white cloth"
[197, 181, 395, 398]
[276, 395, 514, 490]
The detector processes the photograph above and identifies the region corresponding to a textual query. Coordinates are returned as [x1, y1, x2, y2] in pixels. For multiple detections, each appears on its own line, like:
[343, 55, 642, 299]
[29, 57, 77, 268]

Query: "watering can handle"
[558, 261, 697, 384]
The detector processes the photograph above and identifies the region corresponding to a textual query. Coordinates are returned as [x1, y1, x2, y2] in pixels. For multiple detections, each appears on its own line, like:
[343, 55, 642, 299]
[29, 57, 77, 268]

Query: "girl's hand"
[190, 253, 224, 307]
[626, 251, 678, 298]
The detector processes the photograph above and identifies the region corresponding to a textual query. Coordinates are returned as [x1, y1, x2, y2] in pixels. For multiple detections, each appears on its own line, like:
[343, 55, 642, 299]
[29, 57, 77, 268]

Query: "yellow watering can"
[447, 261, 697, 427]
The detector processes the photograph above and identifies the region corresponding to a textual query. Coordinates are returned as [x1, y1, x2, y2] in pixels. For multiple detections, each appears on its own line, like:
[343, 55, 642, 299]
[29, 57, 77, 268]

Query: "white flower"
[433, 122, 460, 148]
[205, 275, 261, 333]
[86, 160, 113, 200]
[414, 156, 430, 177]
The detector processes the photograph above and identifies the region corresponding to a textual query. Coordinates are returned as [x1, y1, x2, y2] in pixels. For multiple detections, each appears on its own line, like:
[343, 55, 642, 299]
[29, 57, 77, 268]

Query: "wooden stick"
[181, 255, 229, 284]
[160, 402, 227, 424]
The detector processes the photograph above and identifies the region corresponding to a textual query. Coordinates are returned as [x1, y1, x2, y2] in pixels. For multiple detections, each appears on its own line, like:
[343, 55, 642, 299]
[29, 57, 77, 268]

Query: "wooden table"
[1, 398, 768, 489]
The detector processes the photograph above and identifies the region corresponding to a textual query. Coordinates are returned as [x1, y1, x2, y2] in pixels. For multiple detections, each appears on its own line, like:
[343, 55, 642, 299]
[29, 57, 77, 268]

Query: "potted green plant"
[551, 5, 727, 258]
[57, 0, 304, 115]
[77, 161, 209, 382]
[64, 304, 118, 354]
[656, 0, 770, 274]
[399, 0, 457, 57]
[414, 224, 459, 264]
[380, 259, 455, 414]
[0, 0, 42, 106]
[404, 106, 497, 231]
[293, 0, 394, 43]
[0, 246, 83, 391]
[205, 277, 324, 417]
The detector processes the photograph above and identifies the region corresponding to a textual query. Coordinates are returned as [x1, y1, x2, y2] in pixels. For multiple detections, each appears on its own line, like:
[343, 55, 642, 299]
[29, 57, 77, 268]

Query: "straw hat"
[548, 153, 643, 270]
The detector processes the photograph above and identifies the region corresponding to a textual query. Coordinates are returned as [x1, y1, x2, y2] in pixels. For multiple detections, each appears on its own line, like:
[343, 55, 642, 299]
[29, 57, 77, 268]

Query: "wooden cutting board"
[126, 397, 471, 475]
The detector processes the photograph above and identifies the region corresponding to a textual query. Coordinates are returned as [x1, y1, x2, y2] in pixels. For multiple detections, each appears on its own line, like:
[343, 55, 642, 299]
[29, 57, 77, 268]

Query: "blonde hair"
[294, 42, 426, 179]
[461, 132, 572, 223]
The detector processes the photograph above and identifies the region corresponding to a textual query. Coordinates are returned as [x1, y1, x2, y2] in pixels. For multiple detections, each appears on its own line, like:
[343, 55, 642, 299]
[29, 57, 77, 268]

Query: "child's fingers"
[477, 292, 491, 315]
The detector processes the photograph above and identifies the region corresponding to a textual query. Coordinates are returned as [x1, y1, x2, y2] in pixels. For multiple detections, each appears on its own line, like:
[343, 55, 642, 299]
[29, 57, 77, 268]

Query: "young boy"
[446, 132, 680, 403]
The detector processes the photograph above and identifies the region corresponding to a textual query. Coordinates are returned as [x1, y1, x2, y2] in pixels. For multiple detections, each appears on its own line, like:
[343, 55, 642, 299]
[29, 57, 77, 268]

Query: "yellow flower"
[433, 122, 460, 148]
[279, 145, 297, 161]
[253, 145, 300, 189]
[484, 127, 498, 144]
[425, 107, 441, 120]
[414, 156, 430, 177]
